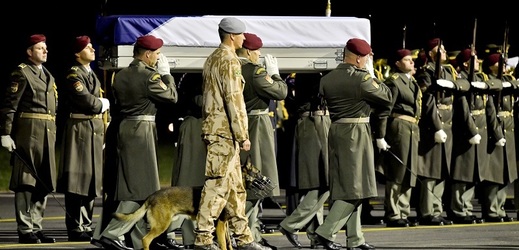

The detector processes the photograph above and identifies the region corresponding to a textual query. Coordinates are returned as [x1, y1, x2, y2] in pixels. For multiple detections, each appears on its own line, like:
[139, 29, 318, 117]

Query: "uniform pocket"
[205, 139, 234, 178]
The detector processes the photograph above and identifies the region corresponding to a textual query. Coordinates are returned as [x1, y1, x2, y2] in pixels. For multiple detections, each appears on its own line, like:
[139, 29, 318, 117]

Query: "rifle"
[468, 19, 477, 108]
[402, 25, 407, 49]
[496, 22, 509, 110]
[435, 38, 443, 81]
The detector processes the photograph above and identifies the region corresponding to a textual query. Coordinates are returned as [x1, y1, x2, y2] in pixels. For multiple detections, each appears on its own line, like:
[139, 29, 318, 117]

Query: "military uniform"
[100, 57, 178, 249]
[481, 73, 518, 221]
[315, 62, 391, 248]
[1, 61, 58, 240]
[379, 71, 421, 225]
[57, 63, 105, 238]
[414, 60, 457, 223]
[238, 56, 287, 243]
[277, 75, 330, 247]
[194, 43, 255, 247]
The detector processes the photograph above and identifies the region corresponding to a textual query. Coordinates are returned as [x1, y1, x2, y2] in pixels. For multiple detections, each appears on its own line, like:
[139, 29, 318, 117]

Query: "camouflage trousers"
[195, 141, 253, 246]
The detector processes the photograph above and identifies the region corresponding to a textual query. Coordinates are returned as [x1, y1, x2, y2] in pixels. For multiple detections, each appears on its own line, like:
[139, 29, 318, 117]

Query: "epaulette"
[363, 74, 371, 81]
[18, 63, 27, 69]
[391, 74, 399, 80]
[71, 66, 79, 71]
[425, 64, 434, 70]
[255, 67, 266, 75]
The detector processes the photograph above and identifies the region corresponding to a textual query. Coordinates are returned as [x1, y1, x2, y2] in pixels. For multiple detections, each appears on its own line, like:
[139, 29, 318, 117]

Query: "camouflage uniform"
[0, 62, 58, 235]
[57, 64, 105, 235]
[195, 43, 254, 246]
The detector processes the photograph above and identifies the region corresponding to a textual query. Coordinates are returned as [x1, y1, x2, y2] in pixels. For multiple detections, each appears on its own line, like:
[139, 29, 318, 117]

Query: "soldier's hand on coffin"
[502, 81, 512, 88]
[241, 139, 251, 151]
[1, 135, 16, 152]
[264, 54, 280, 76]
[157, 53, 171, 76]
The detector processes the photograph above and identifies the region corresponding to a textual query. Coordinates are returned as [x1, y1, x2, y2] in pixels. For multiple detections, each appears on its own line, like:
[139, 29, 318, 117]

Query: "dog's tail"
[113, 201, 149, 224]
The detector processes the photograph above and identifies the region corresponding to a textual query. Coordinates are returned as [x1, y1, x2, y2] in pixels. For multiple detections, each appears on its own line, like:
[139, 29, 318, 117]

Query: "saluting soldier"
[315, 38, 390, 250]
[377, 49, 422, 227]
[0, 34, 57, 244]
[98, 34, 178, 250]
[57, 35, 110, 242]
[236, 32, 287, 250]
[480, 53, 518, 222]
[414, 38, 459, 226]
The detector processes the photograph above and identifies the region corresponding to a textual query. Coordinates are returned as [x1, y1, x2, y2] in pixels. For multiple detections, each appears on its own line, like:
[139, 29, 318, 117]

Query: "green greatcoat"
[320, 63, 392, 201]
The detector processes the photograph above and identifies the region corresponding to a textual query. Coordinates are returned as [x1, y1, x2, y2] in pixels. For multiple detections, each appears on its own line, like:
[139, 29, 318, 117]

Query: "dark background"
[2, 0, 518, 143]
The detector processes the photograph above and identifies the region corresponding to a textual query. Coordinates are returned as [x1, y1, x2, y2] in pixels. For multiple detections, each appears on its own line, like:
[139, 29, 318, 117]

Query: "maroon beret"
[27, 34, 46, 48]
[486, 53, 501, 66]
[136, 35, 163, 50]
[389, 49, 412, 65]
[427, 38, 441, 51]
[455, 48, 475, 65]
[243, 33, 263, 50]
[74, 35, 91, 53]
[345, 38, 371, 56]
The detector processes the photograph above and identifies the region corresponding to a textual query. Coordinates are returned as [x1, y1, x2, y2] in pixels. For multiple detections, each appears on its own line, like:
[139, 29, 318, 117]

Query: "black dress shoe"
[68, 231, 93, 242]
[452, 215, 477, 224]
[277, 225, 301, 248]
[484, 216, 504, 223]
[34, 231, 56, 243]
[154, 238, 185, 250]
[386, 218, 409, 227]
[18, 232, 40, 244]
[419, 215, 452, 226]
[259, 238, 277, 250]
[184, 244, 194, 249]
[311, 239, 341, 249]
[99, 236, 134, 250]
[317, 235, 341, 250]
[346, 242, 376, 250]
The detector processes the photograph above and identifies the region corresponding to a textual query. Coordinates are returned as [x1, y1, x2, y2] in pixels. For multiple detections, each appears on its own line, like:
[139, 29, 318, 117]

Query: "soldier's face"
[232, 33, 246, 49]
[28, 42, 48, 64]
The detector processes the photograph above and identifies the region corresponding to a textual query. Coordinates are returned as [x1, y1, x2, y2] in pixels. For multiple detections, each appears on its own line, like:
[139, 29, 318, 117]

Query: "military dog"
[113, 186, 232, 250]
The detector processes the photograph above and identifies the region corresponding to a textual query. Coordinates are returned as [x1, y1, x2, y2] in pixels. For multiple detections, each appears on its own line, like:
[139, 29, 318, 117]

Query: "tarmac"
[1, 184, 519, 250]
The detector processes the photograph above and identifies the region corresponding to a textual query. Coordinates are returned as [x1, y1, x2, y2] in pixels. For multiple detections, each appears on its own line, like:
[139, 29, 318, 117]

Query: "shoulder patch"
[151, 73, 161, 81]
[265, 74, 274, 84]
[256, 67, 266, 75]
[18, 63, 27, 69]
[73, 81, 84, 92]
[11, 82, 18, 93]
[71, 66, 79, 71]
[66, 73, 78, 79]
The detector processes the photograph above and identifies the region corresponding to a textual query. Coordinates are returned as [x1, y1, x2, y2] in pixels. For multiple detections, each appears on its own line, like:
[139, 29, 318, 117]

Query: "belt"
[391, 113, 418, 124]
[437, 104, 452, 110]
[301, 110, 329, 118]
[498, 111, 512, 118]
[471, 109, 485, 116]
[19, 112, 55, 121]
[334, 117, 369, 124]
[248, 108, 269, 116]
[125, 115, 156, 121]
[70, 113, 102, 119]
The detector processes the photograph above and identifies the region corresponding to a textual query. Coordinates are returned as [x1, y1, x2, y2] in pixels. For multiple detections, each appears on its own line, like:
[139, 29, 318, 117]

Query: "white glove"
[376, 138, 391, 151]
[99, 98, 110, 113]
[365, 55, 376, 78]
[157, 53, 171, 76]
[502, 81, 512, 88]
[471, 81, 487, 89]
[1, 135, 16, 152]
[434, 129, 447, 143]
[496, 138, 506, 147]
[436, 79, 455, 89]
[468, 134, 481, 144]
[264, 54, 279, 76]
